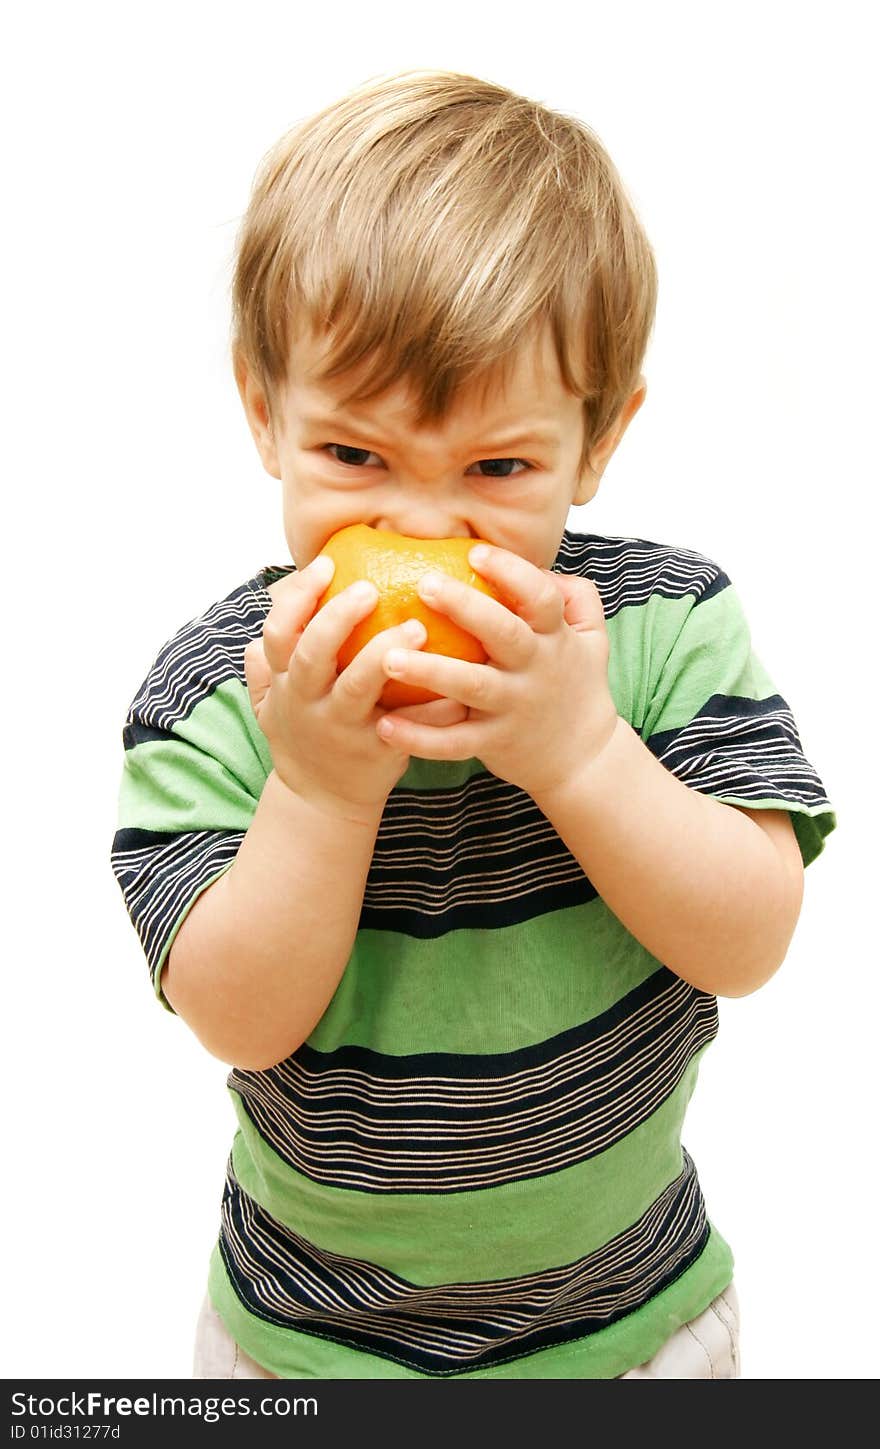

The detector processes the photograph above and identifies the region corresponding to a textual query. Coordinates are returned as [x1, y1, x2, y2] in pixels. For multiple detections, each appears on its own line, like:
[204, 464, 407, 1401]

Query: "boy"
[111, 69, 835, 1379]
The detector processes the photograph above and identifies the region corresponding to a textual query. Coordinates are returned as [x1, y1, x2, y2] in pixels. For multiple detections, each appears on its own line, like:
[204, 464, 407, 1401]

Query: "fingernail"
[385, 649, 406, 675]
[469, 545, 490, 567]
[352, 580, 377, 603]
[404, 619, 427, 642]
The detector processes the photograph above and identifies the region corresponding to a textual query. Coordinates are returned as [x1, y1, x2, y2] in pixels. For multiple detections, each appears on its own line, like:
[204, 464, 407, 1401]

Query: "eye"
[325, 444, 382, 467]
[324, 443, 530, 478]
[468, 458, 531, 478]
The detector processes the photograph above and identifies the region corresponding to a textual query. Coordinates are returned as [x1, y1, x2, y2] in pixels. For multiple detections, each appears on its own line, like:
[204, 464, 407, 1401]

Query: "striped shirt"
[111, 530, 835, 1378]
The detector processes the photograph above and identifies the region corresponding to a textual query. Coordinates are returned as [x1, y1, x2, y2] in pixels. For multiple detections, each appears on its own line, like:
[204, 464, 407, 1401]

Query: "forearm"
[162, 771, 383, 1068]
[533, 718, 801, 996]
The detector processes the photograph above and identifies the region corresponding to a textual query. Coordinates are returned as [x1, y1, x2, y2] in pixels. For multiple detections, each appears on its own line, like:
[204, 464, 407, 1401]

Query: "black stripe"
[217, 1150, 710, 1375]
[125, 577, 270, 734]
[122, 721, 171, 750]
[112, 826, 181, 853]
[554, 533, 727, 619]
[646, 692, 798, 758]
[645, 693, 833, 809]
[695, 569, 730, 604]
[110, 829, 243, 978]
[360, 773, 597, 937]
[228, 970, 717, 1193]
[360, 872, 596, 935]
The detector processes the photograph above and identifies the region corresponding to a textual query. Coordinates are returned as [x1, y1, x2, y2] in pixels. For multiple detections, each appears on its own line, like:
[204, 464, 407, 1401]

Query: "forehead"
[286, 321, 575, 429]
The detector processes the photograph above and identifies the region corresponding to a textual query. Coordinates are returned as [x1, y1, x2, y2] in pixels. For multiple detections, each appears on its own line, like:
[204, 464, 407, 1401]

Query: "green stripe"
[638, 587, 777, 739]
[309, 897, 664, 1055]
[228, 1054, 707, 1284]
[789, 803, 837, 867]
[117, 680, 268, 832]
[206, 1220, 733, 1379]
[396, 755, 487, 790]
[605, 591, 693, 729]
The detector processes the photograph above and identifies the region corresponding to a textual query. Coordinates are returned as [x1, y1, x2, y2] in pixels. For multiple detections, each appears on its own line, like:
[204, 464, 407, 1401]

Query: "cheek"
[479, 503, 568, 568]
[280, 488, 373, 568]
[279, 492, 326, 567]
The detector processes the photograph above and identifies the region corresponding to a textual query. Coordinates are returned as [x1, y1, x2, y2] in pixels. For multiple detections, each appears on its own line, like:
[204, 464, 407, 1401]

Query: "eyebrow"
[301, 413, 562, 451]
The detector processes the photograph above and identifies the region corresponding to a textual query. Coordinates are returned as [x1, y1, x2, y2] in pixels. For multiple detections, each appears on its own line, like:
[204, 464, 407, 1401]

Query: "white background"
[4, 0, 876, 1381]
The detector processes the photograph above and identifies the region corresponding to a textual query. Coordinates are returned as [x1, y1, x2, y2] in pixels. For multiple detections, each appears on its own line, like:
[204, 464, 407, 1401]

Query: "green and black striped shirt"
[111, 530, 835, 1377]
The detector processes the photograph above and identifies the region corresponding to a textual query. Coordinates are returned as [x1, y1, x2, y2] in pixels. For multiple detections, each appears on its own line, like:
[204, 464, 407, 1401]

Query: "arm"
[162, 775, 383, 1069]
[371, 546, 806, 1000]
[162, 555, 460, 1071]
[531, 718, 804, 997]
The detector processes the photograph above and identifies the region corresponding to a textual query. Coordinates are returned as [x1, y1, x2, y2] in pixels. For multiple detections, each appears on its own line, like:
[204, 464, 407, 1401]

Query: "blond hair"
[231, 69, 657, 476]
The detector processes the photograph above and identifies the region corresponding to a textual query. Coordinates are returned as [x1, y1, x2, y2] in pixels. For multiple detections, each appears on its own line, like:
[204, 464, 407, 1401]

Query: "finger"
[391, 697, 469, 727]
[382, 646, 500, 713]
[330, 616, 428, 719]
[243, 637, 272, 713]
[416, 569, 533, 670]
[376, 710, 480, 760]
[261, 554, 336, 674]
[291, 579, 381, 698]
[466, 545, 566, 635]
[543, 570, 607, 633]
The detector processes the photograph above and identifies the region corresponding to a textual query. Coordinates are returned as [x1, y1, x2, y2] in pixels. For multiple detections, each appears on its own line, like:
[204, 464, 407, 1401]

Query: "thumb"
[543, 570, 606, 634]
[243, 637, 272, 713]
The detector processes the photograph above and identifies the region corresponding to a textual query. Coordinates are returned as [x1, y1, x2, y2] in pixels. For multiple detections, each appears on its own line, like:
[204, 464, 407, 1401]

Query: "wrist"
[267, 767, 387, 830]
[530, 712, 628, 814]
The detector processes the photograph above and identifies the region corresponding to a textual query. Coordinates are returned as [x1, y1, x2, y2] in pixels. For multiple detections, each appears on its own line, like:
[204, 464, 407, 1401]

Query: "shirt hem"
[205, 1226, 734, 1379]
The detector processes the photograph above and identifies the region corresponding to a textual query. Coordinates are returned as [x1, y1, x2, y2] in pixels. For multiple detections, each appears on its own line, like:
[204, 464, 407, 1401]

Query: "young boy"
[111, 70, 835, 1379]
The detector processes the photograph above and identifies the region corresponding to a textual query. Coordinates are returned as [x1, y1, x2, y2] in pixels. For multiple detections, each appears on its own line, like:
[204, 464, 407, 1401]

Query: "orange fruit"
[317, 523, 504, 707]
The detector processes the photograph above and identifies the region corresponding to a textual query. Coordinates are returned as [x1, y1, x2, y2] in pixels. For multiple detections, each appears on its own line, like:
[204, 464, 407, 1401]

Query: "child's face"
[238, 322, 642, 569]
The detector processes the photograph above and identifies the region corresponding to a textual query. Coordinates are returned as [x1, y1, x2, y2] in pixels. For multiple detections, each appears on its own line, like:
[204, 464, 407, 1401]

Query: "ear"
[233, 348, 282, 478]
[573, 378, 647, 505]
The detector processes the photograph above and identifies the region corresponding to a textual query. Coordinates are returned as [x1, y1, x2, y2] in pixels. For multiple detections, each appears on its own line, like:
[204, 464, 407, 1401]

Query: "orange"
[317, 523, 504, 707]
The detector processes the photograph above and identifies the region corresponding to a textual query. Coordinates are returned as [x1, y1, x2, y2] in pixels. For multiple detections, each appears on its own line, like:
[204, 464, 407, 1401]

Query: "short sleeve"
[639, 571, 836, 867]
[110, 579, 273, 1010]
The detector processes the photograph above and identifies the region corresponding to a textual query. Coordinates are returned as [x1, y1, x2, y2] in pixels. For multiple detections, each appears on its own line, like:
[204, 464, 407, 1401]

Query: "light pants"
[192, 1282, 740, 1380]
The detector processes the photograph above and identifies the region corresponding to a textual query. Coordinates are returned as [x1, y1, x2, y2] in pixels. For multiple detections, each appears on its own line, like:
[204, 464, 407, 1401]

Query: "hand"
[243, 556, 467, 821]
[373, 544, 620, 800]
